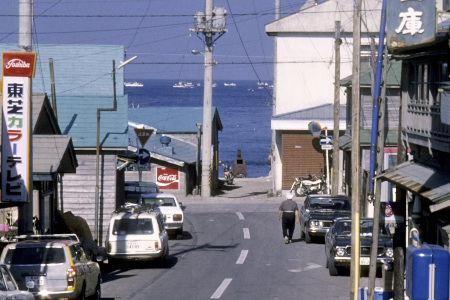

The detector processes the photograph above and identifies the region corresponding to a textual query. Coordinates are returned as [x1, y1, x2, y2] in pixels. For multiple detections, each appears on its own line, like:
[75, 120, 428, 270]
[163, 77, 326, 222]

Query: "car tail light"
[173, 214, 183, 221]
[67, 266, 76, 288]
[155, 241, 160, 250]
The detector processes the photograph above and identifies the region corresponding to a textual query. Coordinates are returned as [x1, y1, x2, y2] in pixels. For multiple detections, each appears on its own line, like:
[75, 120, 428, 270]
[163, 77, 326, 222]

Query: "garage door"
[282, 133, 324, 190]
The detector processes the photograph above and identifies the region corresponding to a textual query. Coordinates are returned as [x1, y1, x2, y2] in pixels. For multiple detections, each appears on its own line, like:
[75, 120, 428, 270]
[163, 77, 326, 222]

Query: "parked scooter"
[290, 174, 326, 196]
[223, 164, 234, 185]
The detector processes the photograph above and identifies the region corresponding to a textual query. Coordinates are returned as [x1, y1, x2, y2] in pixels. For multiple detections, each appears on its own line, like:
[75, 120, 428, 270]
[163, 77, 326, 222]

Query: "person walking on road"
[278, 193, 300, 244]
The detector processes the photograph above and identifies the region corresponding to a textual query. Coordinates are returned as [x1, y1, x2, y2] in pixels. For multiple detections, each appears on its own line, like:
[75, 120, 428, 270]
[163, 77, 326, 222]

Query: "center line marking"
[211, 278, 232, 299]
[243, 228, 250, 239]
[236, 212, 244, 220]
[236, 250, 248, 264]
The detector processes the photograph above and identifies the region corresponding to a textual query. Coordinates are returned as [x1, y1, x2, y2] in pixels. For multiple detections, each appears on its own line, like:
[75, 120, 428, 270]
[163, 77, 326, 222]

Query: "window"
[5, 246, 66, 264]
[113, 219, 154, 235]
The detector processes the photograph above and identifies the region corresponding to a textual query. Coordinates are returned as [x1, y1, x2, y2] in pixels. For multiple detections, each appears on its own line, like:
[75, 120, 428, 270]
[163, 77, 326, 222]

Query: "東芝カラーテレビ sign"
[1, 52, 37, 203]
[387, 0, 436, 50]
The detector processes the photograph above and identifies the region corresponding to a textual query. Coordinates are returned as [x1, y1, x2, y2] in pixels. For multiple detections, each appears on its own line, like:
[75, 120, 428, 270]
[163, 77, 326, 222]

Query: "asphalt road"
[100, 177, 385, 299]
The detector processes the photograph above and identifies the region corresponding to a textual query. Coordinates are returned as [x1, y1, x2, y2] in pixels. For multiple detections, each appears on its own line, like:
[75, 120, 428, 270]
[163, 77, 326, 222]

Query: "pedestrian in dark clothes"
[277, 193, 300, 244]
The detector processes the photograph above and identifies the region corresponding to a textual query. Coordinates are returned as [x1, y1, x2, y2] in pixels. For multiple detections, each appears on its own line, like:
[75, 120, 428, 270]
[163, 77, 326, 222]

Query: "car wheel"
[176, 227, 183, 239]
[89, 279, 101, 300]
[328, 257, 340, 276]
[304, 226, 312, 243]
[77, 283, 87, 300]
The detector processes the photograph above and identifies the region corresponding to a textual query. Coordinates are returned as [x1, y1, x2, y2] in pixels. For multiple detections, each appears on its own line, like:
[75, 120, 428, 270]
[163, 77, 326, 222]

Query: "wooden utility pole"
[332, 21, 341, 195]
[350, 0, 362, 299]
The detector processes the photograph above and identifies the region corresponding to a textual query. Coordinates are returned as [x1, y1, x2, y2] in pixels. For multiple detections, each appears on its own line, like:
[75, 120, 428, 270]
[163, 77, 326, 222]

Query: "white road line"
[243, 228, 250, 239]
[210, 278, 233, 299]
[236, 212, 244, 220]
[236, 250, 248, 264]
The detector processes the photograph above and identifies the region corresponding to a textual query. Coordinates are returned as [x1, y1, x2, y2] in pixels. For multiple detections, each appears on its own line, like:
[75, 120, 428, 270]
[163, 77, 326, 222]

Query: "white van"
[105, 206, 169, 264]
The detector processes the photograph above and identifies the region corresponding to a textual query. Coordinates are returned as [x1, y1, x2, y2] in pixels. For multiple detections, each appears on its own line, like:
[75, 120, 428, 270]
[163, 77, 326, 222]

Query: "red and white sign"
[1, 52, 37, 203]
[157, 167, 179, 190]
[3, 52, 37, 77]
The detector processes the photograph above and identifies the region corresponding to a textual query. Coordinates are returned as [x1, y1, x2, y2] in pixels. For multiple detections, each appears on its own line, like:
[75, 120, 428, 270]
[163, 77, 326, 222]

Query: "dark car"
[324, 217, 394, 276]
[299, 194, 351, 243]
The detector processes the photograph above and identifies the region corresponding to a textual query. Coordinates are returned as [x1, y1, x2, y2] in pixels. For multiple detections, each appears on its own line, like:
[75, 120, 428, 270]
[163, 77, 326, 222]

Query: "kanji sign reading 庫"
[387, 0, 436, 50]
[1, 52, 37, 202]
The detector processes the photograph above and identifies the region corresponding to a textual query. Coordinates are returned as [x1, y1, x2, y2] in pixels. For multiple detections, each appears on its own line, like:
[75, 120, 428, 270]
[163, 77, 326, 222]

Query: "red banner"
[3, 52, 37, 77]
[157, 167, 179, 190]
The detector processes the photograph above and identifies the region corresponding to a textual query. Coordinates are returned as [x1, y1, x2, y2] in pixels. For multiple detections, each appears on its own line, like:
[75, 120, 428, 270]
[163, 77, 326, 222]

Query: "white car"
[106, 206, 169, 264]
[140, 193, 184, 236]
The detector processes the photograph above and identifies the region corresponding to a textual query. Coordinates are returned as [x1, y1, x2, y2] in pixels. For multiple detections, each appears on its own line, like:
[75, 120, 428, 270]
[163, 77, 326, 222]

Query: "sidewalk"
[178, 176, 288, 204]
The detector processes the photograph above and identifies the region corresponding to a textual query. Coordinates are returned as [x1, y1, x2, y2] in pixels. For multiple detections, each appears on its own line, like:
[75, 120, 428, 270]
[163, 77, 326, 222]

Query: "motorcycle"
[223, 165, 234, 185]
[290, 174, 326, 196]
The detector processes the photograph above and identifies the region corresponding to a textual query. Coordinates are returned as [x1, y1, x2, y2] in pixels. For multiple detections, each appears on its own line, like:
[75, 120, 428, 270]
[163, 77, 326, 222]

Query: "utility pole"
[350, 0, 362, 299]
[191, 1, 227, 197]
[332, 21, 341, 196]
[18, 0, 34, 235]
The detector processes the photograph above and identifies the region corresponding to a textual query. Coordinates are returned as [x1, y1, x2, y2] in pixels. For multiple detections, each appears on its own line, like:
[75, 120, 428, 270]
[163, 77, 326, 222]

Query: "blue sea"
[125, 79, 273, 178]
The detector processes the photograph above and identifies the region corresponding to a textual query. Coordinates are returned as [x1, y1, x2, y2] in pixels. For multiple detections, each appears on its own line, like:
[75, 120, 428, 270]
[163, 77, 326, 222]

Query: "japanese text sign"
[387, 0, 436, 50]
[1, 52, 37, 203]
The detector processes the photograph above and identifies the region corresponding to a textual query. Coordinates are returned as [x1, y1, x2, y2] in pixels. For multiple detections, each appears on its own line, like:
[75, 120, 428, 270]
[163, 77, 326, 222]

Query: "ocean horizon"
[126, 79, 273, 178]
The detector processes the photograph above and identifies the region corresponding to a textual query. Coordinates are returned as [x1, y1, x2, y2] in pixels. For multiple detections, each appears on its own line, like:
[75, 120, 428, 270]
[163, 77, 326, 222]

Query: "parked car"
[123, 181, 160, 206]
[299, 194, 351, 243]
[0, 263, 34, 299]
[139, 193, 184, 237]
[324, 217, 394, 276]
[0, 237, 101, 299]
[105, 205, 169, 264]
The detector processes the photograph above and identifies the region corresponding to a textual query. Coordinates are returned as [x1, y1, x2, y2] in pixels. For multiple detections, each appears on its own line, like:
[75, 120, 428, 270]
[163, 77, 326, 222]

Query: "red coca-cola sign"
[3, 52, 37, 77]
[157, 167, 179, 190]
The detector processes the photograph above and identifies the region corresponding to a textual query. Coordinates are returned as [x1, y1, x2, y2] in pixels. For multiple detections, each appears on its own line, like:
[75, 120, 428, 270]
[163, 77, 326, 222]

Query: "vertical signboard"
[387, 0, 436, 50]
[157, 167, 179, 190]
[2, 52, 37, 202]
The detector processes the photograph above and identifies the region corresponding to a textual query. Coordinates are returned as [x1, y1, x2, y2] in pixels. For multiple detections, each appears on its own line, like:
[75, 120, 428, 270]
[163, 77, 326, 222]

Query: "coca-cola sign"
[3, 52, 37, 77]
[157, 167, 179, 190]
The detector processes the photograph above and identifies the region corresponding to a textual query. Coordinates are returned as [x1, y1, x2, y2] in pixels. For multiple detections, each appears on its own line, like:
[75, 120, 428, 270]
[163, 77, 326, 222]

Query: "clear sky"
[1, 0, 305, 81]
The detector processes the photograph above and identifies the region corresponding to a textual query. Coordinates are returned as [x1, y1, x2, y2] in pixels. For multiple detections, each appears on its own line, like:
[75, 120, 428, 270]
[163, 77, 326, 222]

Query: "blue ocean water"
[126, 79, 273, 178]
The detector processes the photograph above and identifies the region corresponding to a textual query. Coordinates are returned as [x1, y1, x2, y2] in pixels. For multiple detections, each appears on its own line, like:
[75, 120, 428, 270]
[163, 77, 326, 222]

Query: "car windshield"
[112, 219, 154, 235]
[309, 198, 350, 210]
[141, 197, 176, 207]
[4, 246, 66, 264]
[334, 220, 388, 236]
[125, 185, 159, 203]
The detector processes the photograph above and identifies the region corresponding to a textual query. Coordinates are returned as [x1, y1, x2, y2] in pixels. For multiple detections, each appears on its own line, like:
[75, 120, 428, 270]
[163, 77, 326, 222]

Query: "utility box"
[406, 243, 450, 300]
[233, 149, 247, 178]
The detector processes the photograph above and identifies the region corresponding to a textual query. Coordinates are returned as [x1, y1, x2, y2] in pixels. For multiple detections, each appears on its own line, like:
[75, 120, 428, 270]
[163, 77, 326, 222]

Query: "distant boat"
[257, 81, 269, 86]
[212, 83, 217, 88]
[124, 81, 144, 87]
[173, 81, 195, 88]
[224, 83, 236, 87]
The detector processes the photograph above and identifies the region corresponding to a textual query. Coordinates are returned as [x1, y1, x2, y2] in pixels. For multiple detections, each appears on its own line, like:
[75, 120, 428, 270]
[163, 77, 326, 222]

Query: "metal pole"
[324, 128, 330, 194]
[18, 0, 33, 235]
[332, 21, 341, 196]
[350, 0, 362, 298]
[201, 0, 214, 197]
[196, 123, 203, 195]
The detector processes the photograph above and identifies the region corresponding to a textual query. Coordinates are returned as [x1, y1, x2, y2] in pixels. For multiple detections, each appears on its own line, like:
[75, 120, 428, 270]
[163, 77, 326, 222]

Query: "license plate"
[127, 242, 140, 249]
[25, 276, 44, 286]
[360, 257, 370, 265]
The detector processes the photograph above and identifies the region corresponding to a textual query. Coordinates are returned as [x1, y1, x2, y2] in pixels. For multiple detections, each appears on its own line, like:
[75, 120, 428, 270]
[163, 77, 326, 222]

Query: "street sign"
[138, 148, 151, 165]
[134, 128, 154, 147]
[321, 144, 333, 150]
[320, 136, 334, 145]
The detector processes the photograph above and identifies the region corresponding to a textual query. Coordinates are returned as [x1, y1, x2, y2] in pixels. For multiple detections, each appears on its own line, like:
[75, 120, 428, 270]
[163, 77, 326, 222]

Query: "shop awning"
[376, 161, 450, 212]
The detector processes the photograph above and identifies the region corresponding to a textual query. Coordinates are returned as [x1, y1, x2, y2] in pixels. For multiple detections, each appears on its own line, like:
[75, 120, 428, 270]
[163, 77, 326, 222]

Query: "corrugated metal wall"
[282, 133, 325, 190]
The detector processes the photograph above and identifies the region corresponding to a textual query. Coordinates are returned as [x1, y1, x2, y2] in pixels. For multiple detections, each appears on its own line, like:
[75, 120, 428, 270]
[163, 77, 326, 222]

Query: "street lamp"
[94, 56, 137, 243]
